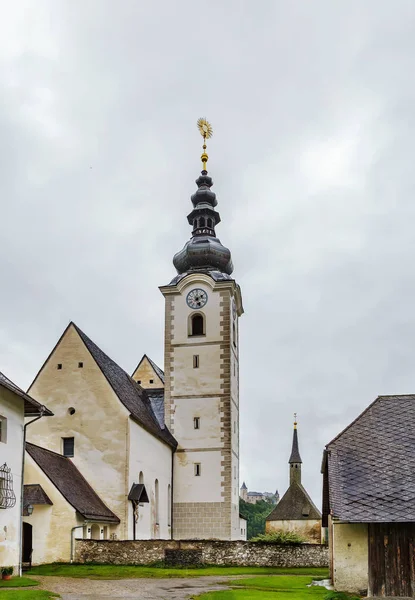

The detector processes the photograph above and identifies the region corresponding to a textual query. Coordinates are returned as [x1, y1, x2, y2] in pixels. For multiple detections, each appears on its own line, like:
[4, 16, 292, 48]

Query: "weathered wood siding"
[368, 522, 415, 597]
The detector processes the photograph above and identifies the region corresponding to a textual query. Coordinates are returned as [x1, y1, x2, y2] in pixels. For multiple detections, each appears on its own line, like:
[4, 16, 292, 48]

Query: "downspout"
[170, 448, 174, 539]
[70, 523, 88, 563]
[19, 407, 46, 576]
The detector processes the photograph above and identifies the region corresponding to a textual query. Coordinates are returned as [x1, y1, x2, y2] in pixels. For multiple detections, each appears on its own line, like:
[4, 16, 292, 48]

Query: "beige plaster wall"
[332, 521, 368, 593]
[132, 358, 164, 389]
[127, 419, 172, 539]
[24, 453, 79, 564]
[266, 519, 322, 544]
[0, 388, 24, 571]
[27, 324, 129, 537]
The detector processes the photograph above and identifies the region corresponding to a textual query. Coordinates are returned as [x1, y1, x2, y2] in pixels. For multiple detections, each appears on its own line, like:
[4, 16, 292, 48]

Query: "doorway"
[22, 522, 33, 566]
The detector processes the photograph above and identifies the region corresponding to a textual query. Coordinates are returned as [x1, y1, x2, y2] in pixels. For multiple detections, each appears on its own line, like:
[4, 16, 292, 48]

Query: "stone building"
[239, 484, 279, 505]
[22, 122, 244, 562]
[322, 394, 415, 596]
[266, 419, 321, 543]
[0, 372, 51, 573]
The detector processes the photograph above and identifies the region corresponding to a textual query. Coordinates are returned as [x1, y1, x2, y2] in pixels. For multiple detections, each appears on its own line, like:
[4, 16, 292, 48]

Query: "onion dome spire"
[173, 119, 233, 276]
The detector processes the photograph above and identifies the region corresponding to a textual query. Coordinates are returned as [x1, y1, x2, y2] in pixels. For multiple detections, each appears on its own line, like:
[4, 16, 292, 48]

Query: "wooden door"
[368, 522, 415, 597]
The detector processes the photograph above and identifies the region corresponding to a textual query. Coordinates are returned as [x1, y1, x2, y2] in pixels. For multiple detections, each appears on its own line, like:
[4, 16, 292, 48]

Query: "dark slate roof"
[241, 481, 247, 490]
[72, 324, 177, 449]
[168, 270, 234, 286]
[0, 372, 53, 417]
[266, 482, 321, 521]
[146, 388, 165, 428]
[26, 443, 119, 523]
[325, 394, 415, 523]
[128, 483, 149, 503]
[23, 484, 52, 506]
[289, 428, 302, 464]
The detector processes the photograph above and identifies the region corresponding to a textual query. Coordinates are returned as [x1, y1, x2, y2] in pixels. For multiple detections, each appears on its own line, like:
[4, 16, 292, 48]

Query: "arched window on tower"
[190, 313, 205, 336]
[199, 217, 205, 227]
[207, 218, 213, 228]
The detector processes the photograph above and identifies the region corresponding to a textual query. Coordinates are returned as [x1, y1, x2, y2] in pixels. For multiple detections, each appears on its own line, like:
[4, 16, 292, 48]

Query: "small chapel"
[21, 120, 244, 564]
[266, 418, 322, 543]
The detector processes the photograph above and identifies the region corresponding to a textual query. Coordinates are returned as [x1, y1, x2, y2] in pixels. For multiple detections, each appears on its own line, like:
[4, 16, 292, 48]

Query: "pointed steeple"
[173, 119, 233, 276]
[289, 414, 302, 485]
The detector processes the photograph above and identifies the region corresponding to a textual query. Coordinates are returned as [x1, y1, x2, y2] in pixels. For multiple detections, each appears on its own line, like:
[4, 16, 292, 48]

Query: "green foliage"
[0, 592, 59, 599]
[28, 563, 328, 579]
[1, 567, 14, 576]
[193, 573, 330, 599]
[324, 593, 361, 600]
[0, 577, 39, 587]
[239, 498, 274, 539]
[250, 530, 305, 544]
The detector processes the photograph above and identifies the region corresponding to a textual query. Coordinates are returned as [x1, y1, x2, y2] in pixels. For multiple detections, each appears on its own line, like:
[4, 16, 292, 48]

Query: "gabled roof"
[133, 355, 165, 385]
[128, 483, 149, 503]
[325, 394, 415, 523]
[266, 481, 321, 521]
[71, 324, 176, 449]
[145, 388, 165, 428]
[26, 443, 119, 523]
[0, 371, 53, 417]
[23, 484, 52, 508]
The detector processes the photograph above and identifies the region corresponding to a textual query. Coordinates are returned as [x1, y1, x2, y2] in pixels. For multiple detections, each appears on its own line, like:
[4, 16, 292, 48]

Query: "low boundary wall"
[75, 539, 328, 568]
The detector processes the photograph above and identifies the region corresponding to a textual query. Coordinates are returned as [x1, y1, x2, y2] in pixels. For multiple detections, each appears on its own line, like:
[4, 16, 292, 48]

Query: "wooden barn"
[322, 394, 415, 597]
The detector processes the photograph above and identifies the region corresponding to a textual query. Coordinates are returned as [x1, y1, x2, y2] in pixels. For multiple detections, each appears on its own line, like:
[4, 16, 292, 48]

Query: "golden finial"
[197, 117, 213, 171]
[294, 413, 297, 429]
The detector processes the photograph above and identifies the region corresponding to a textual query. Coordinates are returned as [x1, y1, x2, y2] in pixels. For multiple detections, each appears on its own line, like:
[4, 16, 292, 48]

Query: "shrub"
[1, 566, 14, 576]
[250, 530, 304, 544]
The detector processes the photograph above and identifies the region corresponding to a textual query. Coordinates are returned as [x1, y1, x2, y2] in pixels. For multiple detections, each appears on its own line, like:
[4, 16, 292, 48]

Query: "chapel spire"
[289, 414, 302, 485]
[172, 119, 233, 276]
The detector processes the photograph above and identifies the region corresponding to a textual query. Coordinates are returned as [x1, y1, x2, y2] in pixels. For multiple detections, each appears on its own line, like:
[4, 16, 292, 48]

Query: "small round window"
[68, 407, 76, 416]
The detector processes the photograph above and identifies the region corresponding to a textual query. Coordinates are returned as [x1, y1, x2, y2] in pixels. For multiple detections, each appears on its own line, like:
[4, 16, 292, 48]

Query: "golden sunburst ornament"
[197, 117, 213, 139]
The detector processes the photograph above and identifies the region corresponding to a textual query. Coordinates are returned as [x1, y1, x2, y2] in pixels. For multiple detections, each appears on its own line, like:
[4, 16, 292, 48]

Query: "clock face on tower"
[186, 288, 208, 309]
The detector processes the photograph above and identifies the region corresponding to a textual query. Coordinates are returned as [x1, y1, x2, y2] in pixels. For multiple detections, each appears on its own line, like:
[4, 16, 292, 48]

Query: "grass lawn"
[193, 575, 331, 599]
[0, 577, 39, 587]
[27, 563, 329, 580]
[0, 592, 58, 600]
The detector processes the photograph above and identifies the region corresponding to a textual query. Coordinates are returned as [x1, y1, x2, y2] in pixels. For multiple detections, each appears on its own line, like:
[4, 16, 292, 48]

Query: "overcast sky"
[1, 1, 415, 507]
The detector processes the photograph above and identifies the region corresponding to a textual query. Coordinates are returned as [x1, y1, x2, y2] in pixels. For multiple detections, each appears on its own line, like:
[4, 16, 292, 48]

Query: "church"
[22, 120, 244, 564]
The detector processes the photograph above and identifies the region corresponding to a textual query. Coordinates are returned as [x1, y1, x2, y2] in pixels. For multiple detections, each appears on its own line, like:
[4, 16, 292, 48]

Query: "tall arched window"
[139, 471, 144, 484]
[207, 218, 213, 228]
[155, 479, 159, 526]
[167, 484, 171, 528]
[190, 314, 204, 336]
[199, 217, 205, 227]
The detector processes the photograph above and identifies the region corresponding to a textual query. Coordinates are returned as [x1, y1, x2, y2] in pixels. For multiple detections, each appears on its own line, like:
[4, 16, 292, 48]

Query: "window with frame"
[193, 355, 199, 368]
[190, 314, 204, 336]
[62, 437, 74, 457]
[194, 463, 201, 476]
[0, 416, 6, 443]
[194, 417, 200, 430]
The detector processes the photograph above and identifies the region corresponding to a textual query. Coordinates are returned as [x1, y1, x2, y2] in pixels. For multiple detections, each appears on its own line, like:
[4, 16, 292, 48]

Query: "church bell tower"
[160, 119, 243, 540]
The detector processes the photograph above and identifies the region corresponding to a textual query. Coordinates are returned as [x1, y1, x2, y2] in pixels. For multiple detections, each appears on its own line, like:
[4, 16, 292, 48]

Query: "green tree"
[239, 498, 274, 539]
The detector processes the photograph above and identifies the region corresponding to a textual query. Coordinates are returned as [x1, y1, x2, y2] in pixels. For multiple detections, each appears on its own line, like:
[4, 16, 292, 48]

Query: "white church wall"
[0, 387, 24, 572]
[27, 324, 130, 537]
[128, 419, 172, 540]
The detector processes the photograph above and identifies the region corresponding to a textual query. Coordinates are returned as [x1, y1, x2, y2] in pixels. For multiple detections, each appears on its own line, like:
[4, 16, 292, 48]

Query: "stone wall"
[75, 539, 328, 568]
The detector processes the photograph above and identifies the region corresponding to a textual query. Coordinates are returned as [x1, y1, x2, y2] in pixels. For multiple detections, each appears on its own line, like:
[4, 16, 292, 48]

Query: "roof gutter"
[19, 406, 46, 576]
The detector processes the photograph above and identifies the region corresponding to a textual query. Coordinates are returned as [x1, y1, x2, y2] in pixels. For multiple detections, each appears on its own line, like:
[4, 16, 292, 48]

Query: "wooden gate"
[368, 523, 415, 597]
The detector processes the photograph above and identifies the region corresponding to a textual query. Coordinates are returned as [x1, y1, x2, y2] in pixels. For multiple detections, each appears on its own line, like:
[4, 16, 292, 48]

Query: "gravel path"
[35, 575, 233, 599]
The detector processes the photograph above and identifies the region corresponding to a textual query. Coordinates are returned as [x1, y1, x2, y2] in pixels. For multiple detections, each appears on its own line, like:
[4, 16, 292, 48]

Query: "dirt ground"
[35, 575, 233, 599]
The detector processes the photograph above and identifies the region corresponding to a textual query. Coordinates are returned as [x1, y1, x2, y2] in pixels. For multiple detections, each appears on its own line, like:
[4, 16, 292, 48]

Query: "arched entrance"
[22, 522, 33, 566]
[91, 524, 101, 540]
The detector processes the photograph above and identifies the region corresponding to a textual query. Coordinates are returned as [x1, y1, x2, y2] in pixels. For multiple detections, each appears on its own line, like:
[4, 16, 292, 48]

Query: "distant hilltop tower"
[240, 481, 248, 502]
[160, 119, 244, 540]
[265, 415, 322, 542]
